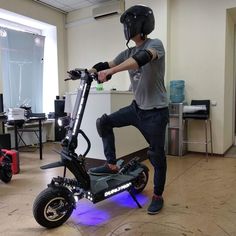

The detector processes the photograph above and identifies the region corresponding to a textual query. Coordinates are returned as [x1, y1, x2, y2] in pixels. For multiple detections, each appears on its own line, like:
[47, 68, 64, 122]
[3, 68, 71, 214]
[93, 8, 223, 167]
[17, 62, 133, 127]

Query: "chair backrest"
[191, 100, 210, 117]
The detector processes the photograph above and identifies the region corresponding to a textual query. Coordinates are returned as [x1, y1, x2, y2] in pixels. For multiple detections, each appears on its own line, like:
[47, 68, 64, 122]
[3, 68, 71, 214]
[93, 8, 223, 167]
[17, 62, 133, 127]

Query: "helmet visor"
[122, 14, 138, 40]
[123, 23, 130, 40]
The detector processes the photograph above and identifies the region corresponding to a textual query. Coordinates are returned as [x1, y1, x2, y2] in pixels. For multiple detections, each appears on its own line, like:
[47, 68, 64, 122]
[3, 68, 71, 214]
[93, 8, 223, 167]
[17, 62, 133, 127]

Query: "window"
[0, 27, 45, 112]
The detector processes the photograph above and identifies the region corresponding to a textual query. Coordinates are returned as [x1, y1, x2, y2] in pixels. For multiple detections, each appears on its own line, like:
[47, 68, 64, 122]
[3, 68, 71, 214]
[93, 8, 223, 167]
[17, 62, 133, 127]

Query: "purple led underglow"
[71, 192, 149, 226]
[71, 200, 110, 226]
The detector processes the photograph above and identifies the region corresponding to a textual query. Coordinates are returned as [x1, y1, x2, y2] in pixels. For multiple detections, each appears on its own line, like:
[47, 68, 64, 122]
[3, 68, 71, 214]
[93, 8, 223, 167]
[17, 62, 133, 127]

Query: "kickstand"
[128, 189, 142, 208]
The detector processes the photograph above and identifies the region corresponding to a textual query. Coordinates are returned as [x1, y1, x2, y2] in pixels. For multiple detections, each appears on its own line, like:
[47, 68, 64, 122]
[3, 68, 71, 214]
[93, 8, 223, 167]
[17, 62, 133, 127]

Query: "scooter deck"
[85, 167, 143, 203]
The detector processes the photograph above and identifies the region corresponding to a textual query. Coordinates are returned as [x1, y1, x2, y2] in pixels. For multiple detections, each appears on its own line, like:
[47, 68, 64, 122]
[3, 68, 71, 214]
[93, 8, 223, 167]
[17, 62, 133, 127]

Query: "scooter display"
[33, 69, 149, 228]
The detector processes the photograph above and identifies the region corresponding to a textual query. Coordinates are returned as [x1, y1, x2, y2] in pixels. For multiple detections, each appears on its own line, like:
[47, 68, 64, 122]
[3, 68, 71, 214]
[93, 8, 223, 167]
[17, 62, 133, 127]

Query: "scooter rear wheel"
[132, 164, 149, 194]
[33, 186, 75, 228]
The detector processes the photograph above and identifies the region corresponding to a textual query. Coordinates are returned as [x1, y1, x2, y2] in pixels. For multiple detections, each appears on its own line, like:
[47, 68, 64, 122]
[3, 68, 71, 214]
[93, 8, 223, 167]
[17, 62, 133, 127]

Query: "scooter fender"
[40, 161, 65, 170]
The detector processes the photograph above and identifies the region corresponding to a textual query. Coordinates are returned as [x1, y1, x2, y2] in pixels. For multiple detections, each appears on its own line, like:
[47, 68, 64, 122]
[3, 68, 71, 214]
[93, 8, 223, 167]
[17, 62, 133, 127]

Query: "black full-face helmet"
[120, 5, 155, 41]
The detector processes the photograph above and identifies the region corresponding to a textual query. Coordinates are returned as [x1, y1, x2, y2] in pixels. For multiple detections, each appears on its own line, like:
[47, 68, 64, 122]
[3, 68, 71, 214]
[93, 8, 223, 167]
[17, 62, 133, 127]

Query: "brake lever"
[65, 69, 101, 82]
[68, 69, 81, 77]
[66, 69, 82, 81]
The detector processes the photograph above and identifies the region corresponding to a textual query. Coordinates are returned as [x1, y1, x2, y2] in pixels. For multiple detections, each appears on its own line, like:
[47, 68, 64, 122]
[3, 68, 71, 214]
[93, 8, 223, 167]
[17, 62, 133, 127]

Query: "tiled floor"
[1, 143, 236, 236]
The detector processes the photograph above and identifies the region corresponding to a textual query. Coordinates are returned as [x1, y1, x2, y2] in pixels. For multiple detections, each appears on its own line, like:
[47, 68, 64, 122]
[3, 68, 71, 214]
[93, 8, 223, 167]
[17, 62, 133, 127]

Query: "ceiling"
[34, 0, 113, 13]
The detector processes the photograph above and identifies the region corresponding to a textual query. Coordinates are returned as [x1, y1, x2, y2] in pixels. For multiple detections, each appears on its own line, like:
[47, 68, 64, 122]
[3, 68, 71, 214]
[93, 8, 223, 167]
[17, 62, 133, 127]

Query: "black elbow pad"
[132, 50, 153, 67]
[92, 62, 110, 72]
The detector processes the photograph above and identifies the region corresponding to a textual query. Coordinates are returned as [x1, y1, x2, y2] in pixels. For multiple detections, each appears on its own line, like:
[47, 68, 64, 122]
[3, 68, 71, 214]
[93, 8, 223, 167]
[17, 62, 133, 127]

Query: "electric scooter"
[33, 69, 149, 228]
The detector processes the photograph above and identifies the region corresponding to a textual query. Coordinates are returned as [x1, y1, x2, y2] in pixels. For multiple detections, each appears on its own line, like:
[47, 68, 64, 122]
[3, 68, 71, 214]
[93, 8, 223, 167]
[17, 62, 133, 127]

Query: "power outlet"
[211, 101, 217, 106]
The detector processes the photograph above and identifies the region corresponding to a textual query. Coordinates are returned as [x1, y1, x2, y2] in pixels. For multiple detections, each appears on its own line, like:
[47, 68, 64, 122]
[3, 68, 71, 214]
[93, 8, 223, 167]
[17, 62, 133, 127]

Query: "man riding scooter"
[89, 5, 169, 215]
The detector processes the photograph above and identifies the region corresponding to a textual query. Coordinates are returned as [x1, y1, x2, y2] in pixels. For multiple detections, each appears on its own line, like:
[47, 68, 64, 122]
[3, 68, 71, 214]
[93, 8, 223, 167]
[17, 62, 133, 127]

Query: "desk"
[9, 117, 46, 160]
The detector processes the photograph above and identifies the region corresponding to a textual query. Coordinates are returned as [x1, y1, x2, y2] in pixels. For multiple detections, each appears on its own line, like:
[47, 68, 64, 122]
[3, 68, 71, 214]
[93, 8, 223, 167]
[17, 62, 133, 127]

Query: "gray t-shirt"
[113, 38, 168, 110]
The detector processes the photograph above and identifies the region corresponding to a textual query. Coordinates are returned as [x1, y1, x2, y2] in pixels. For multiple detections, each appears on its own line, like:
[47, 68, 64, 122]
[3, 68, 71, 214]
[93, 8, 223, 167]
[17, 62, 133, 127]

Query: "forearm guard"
[132, 49, 153, 67]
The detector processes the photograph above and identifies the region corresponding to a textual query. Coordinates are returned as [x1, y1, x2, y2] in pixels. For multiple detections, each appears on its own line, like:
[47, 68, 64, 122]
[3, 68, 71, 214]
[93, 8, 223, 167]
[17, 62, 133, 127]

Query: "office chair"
[182, 100, 213, 160]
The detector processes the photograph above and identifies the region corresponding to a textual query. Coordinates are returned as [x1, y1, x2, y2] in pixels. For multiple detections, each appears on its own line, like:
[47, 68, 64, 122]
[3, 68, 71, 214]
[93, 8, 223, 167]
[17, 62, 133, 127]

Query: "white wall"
[66, 0, 169, 92]
[66, 11, 127, 91]
[225, 10, 235, 152]
[169, 0, 236, 154]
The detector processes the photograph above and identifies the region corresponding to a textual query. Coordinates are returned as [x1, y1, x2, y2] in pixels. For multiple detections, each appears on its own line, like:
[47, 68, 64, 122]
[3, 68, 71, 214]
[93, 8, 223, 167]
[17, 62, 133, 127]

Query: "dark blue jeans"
[99, 100, 169, 196]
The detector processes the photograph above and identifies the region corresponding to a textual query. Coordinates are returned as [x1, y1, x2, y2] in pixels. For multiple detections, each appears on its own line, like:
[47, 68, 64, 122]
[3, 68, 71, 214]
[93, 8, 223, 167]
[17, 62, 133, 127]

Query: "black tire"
[132, 164, 149, 194]
[33, 186, 75, 228]
[0, 157, 12, 183]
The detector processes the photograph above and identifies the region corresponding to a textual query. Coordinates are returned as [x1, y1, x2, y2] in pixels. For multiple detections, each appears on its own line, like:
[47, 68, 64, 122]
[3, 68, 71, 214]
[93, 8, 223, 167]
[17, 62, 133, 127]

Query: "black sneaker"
[147, 195, 164, 215]
[89, 163, 119, 176]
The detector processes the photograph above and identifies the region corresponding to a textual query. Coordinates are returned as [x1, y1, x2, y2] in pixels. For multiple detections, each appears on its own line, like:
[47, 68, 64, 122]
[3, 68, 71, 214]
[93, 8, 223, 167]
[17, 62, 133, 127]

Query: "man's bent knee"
[96, 114, 112, 137]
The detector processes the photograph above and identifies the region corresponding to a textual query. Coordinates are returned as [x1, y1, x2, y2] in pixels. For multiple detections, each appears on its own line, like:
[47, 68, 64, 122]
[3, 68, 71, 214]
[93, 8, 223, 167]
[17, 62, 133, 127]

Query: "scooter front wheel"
[33, 186, 75, 228]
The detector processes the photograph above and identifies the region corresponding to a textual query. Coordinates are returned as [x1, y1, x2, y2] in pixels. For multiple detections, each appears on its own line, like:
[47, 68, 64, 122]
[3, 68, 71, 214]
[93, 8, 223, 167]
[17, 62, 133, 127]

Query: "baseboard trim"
[181, 151, 224, 157]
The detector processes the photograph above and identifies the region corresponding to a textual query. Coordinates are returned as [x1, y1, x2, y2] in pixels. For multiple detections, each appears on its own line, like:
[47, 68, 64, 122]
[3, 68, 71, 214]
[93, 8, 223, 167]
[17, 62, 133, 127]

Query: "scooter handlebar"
[65, 68, 110, 83]
[65, 68, 98, 82]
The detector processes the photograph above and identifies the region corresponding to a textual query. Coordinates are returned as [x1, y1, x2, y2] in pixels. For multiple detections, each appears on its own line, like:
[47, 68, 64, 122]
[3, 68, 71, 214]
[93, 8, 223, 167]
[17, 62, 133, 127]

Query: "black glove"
[92, 62, 112, 81]
[92, 62, 110, 72]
